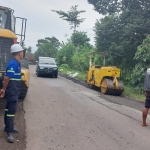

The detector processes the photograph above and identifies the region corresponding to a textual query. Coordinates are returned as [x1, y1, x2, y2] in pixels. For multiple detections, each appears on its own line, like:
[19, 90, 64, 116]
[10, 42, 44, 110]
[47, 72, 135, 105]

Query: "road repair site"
[0, 4, 150, 150]
[0, 65, 150, 150]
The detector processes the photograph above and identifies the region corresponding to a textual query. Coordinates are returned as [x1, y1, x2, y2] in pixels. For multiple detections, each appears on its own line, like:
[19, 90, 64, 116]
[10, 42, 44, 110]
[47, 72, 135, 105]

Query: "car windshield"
[39, 59, 56, 65]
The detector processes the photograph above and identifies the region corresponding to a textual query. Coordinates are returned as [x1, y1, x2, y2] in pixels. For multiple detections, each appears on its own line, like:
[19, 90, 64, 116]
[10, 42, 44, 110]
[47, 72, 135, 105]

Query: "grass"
[59, 68, 145, 102]
[123, 86, 145, 101]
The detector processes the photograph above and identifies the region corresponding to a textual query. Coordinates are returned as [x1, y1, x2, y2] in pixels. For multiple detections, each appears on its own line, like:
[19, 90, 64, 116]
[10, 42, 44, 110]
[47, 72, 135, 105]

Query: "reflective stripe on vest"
[14, 73, 21, 75]
[10, 78, 21, 81]
[7, 114, 15, 117]
[7, 70, 15, 73]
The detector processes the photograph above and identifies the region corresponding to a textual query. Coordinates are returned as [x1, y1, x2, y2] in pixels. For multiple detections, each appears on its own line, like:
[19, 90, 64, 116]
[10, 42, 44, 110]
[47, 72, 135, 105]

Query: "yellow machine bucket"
[21, 68, 30, 88]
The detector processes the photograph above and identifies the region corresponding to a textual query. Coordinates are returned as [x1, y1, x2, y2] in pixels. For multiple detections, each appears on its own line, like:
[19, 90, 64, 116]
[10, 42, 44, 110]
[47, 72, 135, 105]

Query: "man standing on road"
[0, 44, 24, 143]
[142, 68, 150, 126]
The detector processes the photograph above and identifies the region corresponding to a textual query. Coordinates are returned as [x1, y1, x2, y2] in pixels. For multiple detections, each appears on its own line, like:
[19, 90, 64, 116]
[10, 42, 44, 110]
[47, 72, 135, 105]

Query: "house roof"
[26, 53, 34, 61]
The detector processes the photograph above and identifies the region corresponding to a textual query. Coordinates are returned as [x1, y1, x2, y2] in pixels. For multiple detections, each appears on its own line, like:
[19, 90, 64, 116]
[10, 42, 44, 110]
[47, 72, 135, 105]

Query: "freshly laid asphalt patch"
[59, 72, 145, 113]
[0, 98, 26, 150]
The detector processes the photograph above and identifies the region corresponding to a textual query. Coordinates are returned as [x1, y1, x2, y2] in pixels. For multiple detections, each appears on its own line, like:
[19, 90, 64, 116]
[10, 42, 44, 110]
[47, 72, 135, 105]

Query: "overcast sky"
[1, 0, 103, 51]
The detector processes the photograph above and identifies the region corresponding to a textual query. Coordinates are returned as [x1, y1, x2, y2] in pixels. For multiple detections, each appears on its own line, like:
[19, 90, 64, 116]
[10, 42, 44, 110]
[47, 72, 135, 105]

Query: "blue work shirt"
[5, 58, 21, 96]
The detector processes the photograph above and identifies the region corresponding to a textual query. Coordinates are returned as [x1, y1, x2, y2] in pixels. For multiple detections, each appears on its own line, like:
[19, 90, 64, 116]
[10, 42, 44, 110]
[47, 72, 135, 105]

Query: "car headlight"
[40, 67, 44, 69]
[53, 67, 57, 70]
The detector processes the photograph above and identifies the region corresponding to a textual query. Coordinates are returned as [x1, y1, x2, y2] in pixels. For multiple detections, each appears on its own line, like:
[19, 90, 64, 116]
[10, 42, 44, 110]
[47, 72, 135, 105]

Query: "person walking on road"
[142, 68, 150, 126]
[0, 44, 24, 143]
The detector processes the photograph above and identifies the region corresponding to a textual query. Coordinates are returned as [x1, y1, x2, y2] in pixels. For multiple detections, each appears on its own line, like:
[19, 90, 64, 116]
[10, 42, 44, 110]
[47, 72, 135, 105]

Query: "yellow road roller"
[86, 52, 124, 96]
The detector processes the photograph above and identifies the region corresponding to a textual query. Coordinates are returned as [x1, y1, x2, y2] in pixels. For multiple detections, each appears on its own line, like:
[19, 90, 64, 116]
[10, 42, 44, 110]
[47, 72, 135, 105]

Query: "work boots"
[6, 133, 14, 143]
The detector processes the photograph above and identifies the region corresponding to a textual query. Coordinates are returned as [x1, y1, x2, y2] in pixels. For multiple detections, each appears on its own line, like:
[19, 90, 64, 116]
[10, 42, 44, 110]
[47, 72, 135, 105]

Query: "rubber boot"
[6, 133, 14, 143]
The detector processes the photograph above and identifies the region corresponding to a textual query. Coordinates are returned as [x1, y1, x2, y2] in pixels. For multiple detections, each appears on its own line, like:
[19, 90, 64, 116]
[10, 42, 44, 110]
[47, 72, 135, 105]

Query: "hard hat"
[11, 44, 24, 53]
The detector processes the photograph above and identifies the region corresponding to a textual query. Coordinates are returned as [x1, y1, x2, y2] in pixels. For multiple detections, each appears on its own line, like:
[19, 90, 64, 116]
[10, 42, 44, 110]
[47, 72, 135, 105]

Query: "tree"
[56, 43, 75, 66]
[36, 37, 60, 50]
[45, 37, 60, 49]
[71, 31, 90, 47]
[132, 35, 150, 89]
[90, 0, 150, 82]
[34, 39, 58, 61]
[36, 39, 47, 48]
[26, 46, 32, 53]
[71, 44, 94, 71]
[88, 0, 150, 15]
[52, 5, 86, 32]
[94, 15, 125, 66]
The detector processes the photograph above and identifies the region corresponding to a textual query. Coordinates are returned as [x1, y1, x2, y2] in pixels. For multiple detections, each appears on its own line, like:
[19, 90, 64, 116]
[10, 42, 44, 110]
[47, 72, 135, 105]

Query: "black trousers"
[4, 95, 18, 133]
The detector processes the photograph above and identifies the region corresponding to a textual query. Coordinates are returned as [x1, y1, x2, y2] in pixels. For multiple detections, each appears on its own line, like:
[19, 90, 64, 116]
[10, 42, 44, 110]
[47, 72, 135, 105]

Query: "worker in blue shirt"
[0, 44, 24, 143]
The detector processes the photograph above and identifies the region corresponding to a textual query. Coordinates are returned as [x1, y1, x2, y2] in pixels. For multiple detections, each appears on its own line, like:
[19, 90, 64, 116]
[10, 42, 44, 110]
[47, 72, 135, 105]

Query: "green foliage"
[57, 43, 75, 66]
[52, 5, 86, 32]
[34, 37, 60, 61]
[59, 64, 69, 69]
[26, 46, 32, 53]
[131, 35, 150, 88]
[36, 37, 60, 49]
[34, 41, 58, 61]
[71, 31, 90, 47]
[88, 0, 150, 15]
[71, 44, 94, 71]
[57, 32, 94, 71]
[123, 85, 145, 101]
[91, 0, 150, 84]
[45, 37, 60, 49]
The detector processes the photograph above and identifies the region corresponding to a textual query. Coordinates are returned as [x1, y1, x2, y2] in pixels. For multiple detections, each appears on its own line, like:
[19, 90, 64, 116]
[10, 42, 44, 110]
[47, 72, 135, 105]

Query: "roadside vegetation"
[32, 1, 150, 102]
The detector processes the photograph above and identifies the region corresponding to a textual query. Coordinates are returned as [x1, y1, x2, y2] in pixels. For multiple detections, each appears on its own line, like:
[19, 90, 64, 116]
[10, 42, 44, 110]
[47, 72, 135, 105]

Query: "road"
[24, 65, 150, 150]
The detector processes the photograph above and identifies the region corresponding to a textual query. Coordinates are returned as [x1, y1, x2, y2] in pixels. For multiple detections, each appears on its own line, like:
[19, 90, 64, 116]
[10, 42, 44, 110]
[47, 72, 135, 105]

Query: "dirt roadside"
[0, 98, 26, 150]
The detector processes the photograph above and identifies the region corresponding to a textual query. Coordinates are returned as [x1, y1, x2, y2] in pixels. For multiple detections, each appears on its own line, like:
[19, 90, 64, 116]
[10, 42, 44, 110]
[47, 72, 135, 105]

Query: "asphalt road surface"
[24, 65, 150, 150]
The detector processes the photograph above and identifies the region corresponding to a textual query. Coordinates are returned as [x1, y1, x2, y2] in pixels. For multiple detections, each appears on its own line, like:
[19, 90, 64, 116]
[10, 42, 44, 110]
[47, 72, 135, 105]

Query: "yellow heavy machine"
[86, 52, 124, 96]
[0, 6, 29, 99]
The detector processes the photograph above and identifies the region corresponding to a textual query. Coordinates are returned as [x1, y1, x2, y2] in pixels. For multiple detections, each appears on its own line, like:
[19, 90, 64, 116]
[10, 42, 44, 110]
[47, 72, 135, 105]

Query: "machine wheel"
[100, 78, 124, 95]
[19, 87, 28, 100]
[100, 78, 108, 94]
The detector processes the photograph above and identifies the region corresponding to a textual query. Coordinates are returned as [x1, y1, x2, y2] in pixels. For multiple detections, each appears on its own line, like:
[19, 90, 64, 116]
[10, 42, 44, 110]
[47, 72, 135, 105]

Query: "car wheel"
[37, 71, 40, 77]
[54, 74, 58, 78]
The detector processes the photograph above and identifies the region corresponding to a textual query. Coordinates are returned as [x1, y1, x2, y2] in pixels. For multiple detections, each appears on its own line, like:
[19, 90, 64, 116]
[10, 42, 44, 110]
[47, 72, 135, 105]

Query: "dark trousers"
[4, 95, 18, 133]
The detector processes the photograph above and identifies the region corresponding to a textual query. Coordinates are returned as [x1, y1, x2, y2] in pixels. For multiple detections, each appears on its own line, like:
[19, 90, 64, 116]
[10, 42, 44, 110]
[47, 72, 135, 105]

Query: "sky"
[1, 0, 103, 51]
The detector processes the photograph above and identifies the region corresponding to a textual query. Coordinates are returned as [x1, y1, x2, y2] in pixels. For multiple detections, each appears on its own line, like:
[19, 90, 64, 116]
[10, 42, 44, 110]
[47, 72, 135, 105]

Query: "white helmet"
[11, 44, 24, 53]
